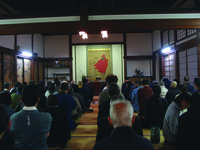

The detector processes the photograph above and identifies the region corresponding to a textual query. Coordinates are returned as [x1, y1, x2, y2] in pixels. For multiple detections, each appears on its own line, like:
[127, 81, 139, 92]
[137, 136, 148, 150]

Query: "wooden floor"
[56, 96, 176, 150]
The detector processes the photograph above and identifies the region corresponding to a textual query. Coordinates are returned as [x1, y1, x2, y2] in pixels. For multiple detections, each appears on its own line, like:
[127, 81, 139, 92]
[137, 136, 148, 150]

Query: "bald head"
[171, 81, 177, 88]
[109, 101, 133, 128]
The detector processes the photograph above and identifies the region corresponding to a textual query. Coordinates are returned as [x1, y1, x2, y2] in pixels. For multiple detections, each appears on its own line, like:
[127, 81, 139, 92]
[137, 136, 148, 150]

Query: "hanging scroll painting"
[87, 45, 112, 81]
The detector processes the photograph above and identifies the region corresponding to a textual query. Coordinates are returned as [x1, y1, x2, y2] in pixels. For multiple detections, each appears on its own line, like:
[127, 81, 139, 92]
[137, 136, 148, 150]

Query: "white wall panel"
[0, 35, 15, 50]
[153, 30, 161, 51]
[33, 34, 43, 58]
[44, 35, 69, 58]
[126, 33, 152, 56]
[112, 44, 123, 87]
[17, 34, 32, 53]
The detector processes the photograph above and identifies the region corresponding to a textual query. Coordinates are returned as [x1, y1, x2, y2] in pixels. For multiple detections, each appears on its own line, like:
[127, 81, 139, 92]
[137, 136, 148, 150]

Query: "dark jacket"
[94, 126, 154, 150]
[165, 88, 180, 104]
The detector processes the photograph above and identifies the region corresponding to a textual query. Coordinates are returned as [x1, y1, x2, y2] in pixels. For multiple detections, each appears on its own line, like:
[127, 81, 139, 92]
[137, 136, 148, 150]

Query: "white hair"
[110, 101, 133, 128]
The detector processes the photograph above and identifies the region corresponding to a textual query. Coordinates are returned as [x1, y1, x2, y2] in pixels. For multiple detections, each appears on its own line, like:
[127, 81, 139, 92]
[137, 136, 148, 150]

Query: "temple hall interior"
[0, 0, 200, 150]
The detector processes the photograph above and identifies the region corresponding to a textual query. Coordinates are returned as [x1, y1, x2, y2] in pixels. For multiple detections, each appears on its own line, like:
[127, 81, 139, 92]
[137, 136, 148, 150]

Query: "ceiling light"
[101, 30, 108, 38]
[22, 51, 32, 57]
[79, 31, 88, 39]
[161, 46, 175, 55]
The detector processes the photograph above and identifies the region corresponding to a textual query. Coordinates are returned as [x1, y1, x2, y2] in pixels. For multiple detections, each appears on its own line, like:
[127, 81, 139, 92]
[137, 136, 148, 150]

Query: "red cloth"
[94, 55, 108, 73]
[137, 86, 153, 116]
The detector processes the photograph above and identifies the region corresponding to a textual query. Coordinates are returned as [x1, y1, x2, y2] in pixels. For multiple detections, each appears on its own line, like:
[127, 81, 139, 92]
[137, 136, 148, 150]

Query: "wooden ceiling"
[0, 0, 199, 35]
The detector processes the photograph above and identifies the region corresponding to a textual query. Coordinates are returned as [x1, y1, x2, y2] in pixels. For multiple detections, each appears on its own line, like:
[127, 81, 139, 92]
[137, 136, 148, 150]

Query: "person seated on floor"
[78, 78, 92, 110]
[10, 82, 21, 94]
[160, 81, 168, 98]
[99, 74, 124, 105]
[10, 84, 52, 150]
[131, 79, 143, 113]
[10, 86, 23, 110]
[183, 75, 196, 95]
[3, 82, 11, 93]
[179, 84, 187, 94]
[142, 85, 168, 128]
[163, 92, 190, 147]
[0, 91, 14, 118]
[56, 82, 78, 130]
[72, 84, 86, 113]
[85, 79, 94, 103]
[45, 82, 58, 98]
[138, 79, 153, 118]
[165, 81, 180, 105]
[97, 82, 120, 120]
[44, 95, 71, 149]
[93, 100, 154, 150]
[67, 88, 82, 120]
[0, 104, 18, 150]
[177, 77, 200, 150]
[162, 77, 171, 90]
[96, 95, 143, 142]
[122, 81, 133, 101]
[121, 77, 130, 92]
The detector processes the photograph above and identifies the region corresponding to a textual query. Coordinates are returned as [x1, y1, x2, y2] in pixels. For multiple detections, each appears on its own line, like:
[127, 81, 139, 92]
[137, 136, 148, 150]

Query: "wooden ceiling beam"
[0, 0, 19, 14]
[0, 19, 200, 35]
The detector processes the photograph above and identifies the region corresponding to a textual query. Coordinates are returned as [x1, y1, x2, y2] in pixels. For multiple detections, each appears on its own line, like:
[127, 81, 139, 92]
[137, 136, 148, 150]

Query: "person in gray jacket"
[162, 92, 190, 146]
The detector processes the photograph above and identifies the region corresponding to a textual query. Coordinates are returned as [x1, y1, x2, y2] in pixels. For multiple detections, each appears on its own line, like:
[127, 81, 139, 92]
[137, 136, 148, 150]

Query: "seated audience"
[0, 91, 14, 118]
[131, 79, 143, 113]
[3, 82, 11, 93]
[165, 81, 180, 104]
[160, 81, 168, 98]
[10, 84, 52, 150]
[163, 92, 190, 146]
[162, 77, 171, 90]
[72, 84, 86, 113]
[99, 74, 123, 105]
[138, 79, 153, 117]
[96, 95, 143, 142]
[179, 84, 187, 93]
[10, 86, 23, 110]
[122, 81, 133, 101]
[53, 78, 60, 92]
[85, 79, 94, 102]
[44, 95, 71, 148]
[56, 82, 78, 130]
[121, 77, 130, 92]
[0, 104, 18, 150]
[183, 75, 195, 95]
[177, 77, 200, 150]
[28, 80, 36, 85]
[143, 85, 168, 128]
[97, 82, 121, 120]
[93, 100, 154, 150]
[45, 82, 58, 98]
[78, 78, 92, 109]
[67, 88, 82, 120]
[10, 82, 21, 94]
[36, 83, 47, 112]
[129, 80, 137, 101]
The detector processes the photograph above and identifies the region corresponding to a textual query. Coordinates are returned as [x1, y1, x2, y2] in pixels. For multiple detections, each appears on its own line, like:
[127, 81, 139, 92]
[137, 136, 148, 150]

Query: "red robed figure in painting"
[94, 54, 108, 74]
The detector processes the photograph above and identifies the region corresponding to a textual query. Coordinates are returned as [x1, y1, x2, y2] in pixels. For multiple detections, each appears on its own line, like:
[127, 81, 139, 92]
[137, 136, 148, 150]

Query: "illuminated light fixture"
[79, 31, 88, 39]
[22, 51, 32, 57]
[161, 46, 175, 55]
[101, 30, 108, 38]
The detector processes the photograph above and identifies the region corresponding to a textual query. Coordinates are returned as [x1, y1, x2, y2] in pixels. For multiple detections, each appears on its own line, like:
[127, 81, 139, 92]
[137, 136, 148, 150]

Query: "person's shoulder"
[10, 111, 21, 119]
[39, 111, 52, 120]
[134, 134, 154, 148]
